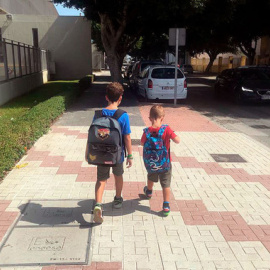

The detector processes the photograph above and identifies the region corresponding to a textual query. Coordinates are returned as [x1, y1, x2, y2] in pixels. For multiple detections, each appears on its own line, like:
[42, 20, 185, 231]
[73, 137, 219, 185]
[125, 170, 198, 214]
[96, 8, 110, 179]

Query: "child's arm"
[172, 135, 180, 144]
[124, 134, 133, 168]
[141, 132, 146, 146]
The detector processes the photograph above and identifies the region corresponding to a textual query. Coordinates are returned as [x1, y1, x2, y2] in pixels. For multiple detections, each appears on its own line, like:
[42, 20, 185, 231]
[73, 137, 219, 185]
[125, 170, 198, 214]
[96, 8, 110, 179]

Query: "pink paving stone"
[170, 151, 178, 162]
[76, 174, 97, 182]
[57, 161, 83, 174]
[25, 150, 50, 161]
[77, 133, 88, 139]
[64, 130, 81, 136]
[0, 201, 11, 212]
[139, 105, 227, 132]
[42, 267, 56, 270]
[96, 262, 122, 269]
[50, 127, 69, 133]
[262, 242, 270, 253]
[40, 156, 65, 167]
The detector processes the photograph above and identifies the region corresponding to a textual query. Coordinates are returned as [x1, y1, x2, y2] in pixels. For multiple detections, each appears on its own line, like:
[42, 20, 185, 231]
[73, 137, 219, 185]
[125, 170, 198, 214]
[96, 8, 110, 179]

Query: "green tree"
[53, 0, 168, 81]
[230, 0, 270, 64]
[186, 0, 236, 72]
[53, 0, 206, 81]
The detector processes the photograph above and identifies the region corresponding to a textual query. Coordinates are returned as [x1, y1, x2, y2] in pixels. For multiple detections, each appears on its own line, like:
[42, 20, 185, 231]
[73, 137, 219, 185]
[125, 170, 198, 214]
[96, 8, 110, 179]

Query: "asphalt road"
[185, 73, 270, 149]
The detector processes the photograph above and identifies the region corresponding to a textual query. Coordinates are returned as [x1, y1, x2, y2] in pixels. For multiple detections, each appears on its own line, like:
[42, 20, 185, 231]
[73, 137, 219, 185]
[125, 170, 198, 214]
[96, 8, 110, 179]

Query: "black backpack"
[87, 109, 126, 166]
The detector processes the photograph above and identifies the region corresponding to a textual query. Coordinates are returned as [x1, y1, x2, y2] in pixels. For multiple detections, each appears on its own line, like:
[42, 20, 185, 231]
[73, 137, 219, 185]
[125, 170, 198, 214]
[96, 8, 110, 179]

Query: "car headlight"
[242, 86, 254, 92]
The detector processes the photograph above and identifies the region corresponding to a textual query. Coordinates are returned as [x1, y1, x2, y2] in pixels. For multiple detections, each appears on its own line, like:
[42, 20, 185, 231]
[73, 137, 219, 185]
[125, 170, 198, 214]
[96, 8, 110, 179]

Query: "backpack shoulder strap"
[94, 110, 103, 119]
[158, 125, 168, 137]
[112, 109, 126, 120]
[144, 128, 152, 139]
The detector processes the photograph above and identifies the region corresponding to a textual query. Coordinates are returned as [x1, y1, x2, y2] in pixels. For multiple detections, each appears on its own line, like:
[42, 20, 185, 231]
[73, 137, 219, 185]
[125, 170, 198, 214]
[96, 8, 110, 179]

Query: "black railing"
[0, 38, 48, 82]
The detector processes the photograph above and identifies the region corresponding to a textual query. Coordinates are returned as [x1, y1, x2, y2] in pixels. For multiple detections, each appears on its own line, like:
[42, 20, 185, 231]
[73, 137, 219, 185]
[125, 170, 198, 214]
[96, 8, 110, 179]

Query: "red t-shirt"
[141, 125, 177, 155]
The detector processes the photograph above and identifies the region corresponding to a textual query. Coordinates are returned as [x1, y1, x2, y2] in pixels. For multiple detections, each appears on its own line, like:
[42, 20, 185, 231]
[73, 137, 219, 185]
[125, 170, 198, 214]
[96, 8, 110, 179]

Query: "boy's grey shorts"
[97, 163, 124, 181]
[148, 168, 172, 188]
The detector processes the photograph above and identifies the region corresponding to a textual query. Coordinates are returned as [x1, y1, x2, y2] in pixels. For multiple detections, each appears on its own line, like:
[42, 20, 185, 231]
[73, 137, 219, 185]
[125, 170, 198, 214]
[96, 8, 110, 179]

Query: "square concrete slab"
[0, 227, 90, 266]
[0, 200, 93, 266]
[211, 154, 247, 163]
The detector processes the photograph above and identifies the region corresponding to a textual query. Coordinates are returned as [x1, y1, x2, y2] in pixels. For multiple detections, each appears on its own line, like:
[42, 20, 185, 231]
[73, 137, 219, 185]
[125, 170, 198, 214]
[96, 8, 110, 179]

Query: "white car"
[137, 65, 187, 100]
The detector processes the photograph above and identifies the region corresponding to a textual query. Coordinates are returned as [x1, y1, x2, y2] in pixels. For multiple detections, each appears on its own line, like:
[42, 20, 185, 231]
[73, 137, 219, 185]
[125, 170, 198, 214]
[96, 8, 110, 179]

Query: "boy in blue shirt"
[85, 82, 133, 223]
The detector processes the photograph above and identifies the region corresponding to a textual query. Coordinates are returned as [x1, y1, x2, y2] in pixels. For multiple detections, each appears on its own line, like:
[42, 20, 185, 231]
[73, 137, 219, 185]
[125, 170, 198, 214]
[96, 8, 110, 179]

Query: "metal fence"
[0, 38, 48, 82]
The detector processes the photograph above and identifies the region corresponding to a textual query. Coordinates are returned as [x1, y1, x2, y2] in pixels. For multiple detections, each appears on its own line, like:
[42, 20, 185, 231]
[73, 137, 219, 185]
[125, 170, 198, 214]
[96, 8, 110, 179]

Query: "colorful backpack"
[143, 125, 170, 173]
[87, 109, 126, 166]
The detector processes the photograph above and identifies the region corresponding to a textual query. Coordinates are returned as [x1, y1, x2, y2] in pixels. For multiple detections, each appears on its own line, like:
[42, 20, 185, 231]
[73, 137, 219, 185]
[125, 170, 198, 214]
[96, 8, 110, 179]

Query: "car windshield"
[141, 62, 162, 70]
[240, 70, 270, 80]
[151, 68, 184, 79]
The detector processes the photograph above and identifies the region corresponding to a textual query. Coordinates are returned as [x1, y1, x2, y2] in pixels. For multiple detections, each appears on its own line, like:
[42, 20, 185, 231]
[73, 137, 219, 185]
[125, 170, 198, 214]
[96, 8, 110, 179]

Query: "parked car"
[137, 65, 187, 100]
[129, 60, 163, 91]
[124, 64, 133, 78]
[180, 64, 194, 74]
[214, 67, 270, 103]
[239, 65, 270, 77]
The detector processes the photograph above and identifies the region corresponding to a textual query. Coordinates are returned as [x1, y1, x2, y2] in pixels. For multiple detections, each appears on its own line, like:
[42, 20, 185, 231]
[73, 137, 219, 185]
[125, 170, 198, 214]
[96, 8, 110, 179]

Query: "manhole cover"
[0, 200, 93, 266]
[250, 125, 270, 129]
[131, 139, 141, 145]
[211, 154, 246, 163]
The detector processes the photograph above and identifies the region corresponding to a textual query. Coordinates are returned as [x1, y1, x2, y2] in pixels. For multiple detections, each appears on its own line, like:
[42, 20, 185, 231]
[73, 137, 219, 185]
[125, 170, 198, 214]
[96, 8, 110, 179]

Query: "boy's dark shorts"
[97, 163, 124, 181]
[148, 168, 172, 188]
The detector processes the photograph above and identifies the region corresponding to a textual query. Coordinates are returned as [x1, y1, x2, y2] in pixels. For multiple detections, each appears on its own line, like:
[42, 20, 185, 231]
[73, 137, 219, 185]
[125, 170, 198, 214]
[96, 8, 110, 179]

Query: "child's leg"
[112, 164, 124, 209]
[112, 163, 124, 198]
[147, 179, 154, 191]
[95, 180, 107, 203]
[114, 174, 123, 198]
[162, 187, 170, 202]
[95, 166, 110, 203]
[144, 173, 157, 199]
[160, 169, 172, 216]
[147, 173, 158, 191]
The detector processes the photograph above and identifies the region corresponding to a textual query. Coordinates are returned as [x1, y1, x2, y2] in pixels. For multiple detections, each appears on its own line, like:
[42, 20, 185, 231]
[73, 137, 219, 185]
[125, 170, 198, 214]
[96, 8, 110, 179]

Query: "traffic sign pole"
[174, 29, 179, 106]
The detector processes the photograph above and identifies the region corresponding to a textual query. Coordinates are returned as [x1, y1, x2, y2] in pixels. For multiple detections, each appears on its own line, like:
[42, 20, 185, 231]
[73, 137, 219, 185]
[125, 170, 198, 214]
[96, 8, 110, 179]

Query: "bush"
[79, 75, 95, 90]
[0, 81, 81, 180]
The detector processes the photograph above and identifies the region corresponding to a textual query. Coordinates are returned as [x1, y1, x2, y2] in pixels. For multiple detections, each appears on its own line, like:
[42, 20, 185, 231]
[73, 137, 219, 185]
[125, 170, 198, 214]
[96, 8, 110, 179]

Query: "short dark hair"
[149, 105, 165, 120]
[106, 82, 124, 102]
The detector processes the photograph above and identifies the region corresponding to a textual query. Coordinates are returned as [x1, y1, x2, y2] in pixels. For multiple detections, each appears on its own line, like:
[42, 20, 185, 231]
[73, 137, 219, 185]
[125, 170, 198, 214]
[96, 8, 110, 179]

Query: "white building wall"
[0, 15, 92, 79]
[0, 0, 58, 16]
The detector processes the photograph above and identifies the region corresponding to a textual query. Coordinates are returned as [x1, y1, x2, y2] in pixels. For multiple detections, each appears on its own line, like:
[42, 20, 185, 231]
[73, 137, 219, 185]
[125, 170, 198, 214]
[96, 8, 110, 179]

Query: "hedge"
[0, 81, 81, 180]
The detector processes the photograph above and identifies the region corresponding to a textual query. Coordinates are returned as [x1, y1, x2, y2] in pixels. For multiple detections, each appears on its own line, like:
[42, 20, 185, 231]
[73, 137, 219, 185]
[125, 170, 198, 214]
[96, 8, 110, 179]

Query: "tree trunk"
[99, 11, 128, 83]
[239, 42, 256, 65]
[205, 58, 215, 73]
[205, 52, 217, 73]
[106, 52, 124, 83]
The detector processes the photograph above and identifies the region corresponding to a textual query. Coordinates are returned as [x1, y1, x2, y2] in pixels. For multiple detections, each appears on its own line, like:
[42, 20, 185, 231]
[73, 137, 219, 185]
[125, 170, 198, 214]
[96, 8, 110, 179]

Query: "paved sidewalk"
[1, 71, 270, 269]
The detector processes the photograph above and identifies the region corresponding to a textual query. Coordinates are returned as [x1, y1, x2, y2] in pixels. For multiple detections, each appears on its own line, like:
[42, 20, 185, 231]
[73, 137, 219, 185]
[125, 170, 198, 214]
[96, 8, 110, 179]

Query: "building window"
[32, 28, 39, 48]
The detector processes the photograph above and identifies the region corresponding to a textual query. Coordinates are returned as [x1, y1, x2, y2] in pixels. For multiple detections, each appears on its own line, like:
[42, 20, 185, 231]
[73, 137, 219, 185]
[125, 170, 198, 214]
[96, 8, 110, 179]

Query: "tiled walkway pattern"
[1, 103, 270, 269]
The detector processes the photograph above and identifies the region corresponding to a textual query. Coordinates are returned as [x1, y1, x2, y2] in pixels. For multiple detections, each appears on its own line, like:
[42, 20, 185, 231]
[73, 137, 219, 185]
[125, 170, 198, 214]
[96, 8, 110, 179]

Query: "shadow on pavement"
[18, 197, 162, 228]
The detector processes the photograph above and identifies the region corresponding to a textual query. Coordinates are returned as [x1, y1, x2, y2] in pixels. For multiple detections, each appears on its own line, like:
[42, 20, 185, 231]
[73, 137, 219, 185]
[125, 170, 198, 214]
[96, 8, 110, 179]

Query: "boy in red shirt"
[141, 105, 180, 216]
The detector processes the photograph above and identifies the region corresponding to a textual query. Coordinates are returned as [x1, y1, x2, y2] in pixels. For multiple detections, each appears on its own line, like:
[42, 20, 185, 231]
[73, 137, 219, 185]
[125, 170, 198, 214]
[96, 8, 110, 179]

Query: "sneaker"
[93, 204, 103, 224]
[143, 186, 152, 199]
[163, 202, 170, 217]
[113, 196, 123, 209]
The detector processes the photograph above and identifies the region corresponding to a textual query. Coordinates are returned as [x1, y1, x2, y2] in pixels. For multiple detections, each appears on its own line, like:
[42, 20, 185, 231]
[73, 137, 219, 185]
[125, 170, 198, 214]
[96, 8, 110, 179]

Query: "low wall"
[0, 70, 48, 106]
[191, 56, 247, 74]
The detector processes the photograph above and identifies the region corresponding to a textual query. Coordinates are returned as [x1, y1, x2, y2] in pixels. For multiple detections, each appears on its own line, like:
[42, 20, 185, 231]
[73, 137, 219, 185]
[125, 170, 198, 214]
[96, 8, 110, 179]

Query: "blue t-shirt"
[93, 109, 131, 162]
